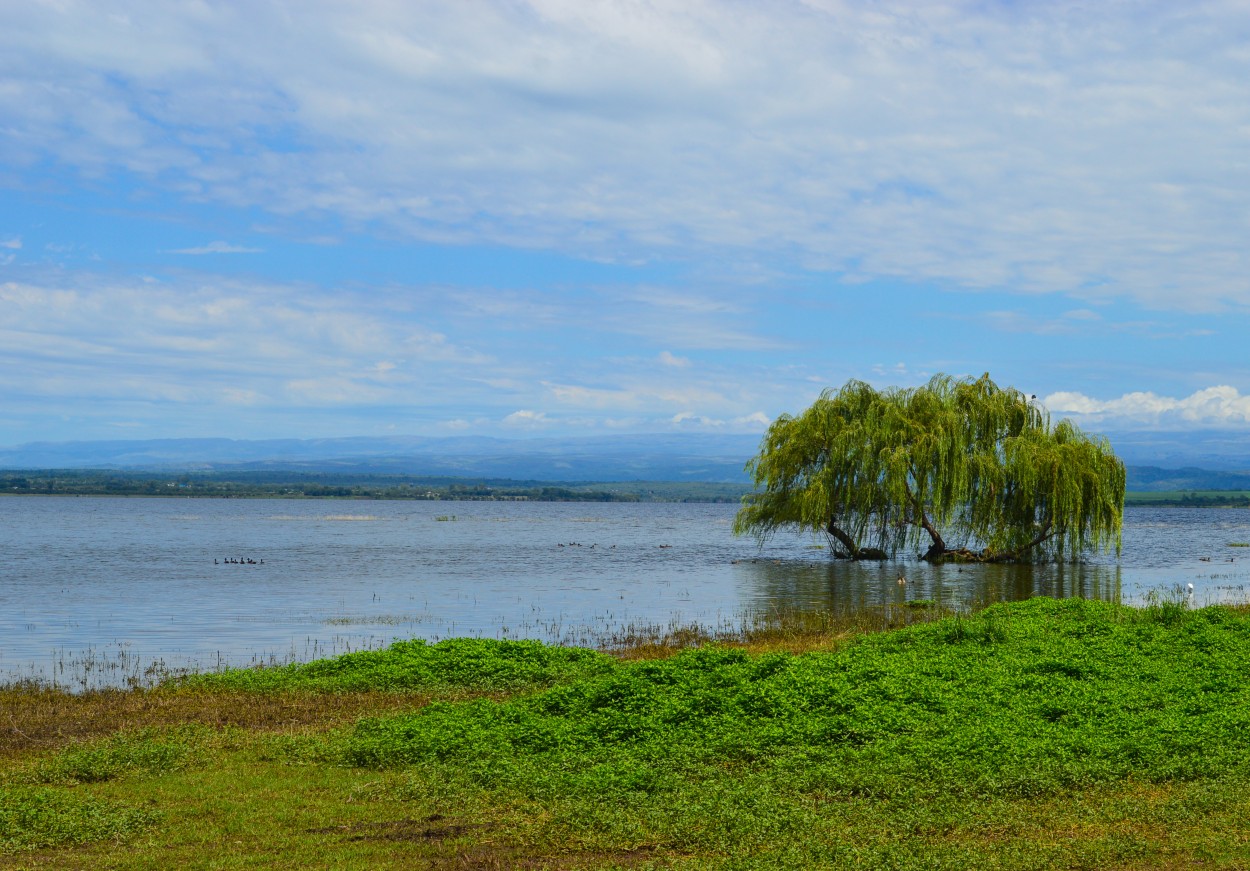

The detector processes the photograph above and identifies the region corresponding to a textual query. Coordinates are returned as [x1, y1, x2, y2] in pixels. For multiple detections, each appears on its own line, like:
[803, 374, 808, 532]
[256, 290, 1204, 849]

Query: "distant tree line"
[1124, 491, 1250, 508]
[0, 472, 749, 503]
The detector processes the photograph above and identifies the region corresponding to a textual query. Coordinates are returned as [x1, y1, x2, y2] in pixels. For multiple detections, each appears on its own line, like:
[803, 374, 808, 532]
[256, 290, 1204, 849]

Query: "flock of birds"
[215, 557, 264, 565]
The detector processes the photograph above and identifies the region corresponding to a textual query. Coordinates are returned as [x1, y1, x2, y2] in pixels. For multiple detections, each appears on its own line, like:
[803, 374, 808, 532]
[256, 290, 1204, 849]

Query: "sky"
[3, 0, 1250, 446]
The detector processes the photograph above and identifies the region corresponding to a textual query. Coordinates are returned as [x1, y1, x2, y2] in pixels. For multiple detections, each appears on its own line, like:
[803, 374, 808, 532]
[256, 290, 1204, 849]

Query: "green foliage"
[30, 726, 208, 784]
[0, 786, 159, 853]
[343, 599, 1250, 809]
[735, 373, 1125, 562]
[1141, 585, 1192, 628]
[179, 637, 616, 693]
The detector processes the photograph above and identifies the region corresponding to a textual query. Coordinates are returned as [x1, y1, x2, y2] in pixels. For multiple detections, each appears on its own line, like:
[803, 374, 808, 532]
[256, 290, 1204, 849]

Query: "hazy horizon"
[2, 429, 1249, 477]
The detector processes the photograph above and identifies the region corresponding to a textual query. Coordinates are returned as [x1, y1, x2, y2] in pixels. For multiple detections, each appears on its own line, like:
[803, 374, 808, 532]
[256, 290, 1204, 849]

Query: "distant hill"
[1100, 429, 1250, 472]
[0, 434, 762, 483]
[1123, 466, 1250, 492]
[2, 433, 1249, 490]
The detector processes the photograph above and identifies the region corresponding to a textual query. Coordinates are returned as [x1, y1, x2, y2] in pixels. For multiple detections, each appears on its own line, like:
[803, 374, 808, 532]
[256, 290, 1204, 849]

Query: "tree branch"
[825, 518, 886, 560]
[988, 517, 1057, 562]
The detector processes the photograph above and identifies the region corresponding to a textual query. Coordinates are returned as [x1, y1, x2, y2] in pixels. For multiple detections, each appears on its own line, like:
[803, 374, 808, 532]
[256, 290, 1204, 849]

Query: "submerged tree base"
[831, 546, 1050, 564]
[830, 546, 888, 561]
[925, 547, 1013, 564]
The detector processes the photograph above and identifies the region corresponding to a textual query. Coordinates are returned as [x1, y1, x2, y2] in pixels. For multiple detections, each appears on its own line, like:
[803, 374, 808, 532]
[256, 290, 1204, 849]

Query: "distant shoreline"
[1123, 490, 1250, 508]
[3, 470, 1249, 507]
[0, 471, 748, 503]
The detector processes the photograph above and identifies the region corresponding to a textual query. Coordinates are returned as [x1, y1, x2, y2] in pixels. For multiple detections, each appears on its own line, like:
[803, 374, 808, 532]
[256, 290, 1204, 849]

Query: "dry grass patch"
[606, 602, 953, 661]
[0, 688, 433, 760]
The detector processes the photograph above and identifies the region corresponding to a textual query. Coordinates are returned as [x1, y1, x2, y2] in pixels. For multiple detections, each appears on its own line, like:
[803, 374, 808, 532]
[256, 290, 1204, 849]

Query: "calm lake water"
[2, 496, 1248, 687]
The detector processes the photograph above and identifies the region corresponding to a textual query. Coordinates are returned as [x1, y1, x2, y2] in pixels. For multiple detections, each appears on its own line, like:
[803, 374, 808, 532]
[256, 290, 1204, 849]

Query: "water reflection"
[2, 498, 1249, 689]
[736, 558, 1124, 616]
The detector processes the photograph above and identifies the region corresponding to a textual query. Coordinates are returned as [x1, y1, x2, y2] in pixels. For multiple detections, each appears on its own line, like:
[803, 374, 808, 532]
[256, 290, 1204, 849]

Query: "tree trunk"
[984, 519, 1056, 562]
[825, 518, 887, 560]
[905, 485, 947, 562]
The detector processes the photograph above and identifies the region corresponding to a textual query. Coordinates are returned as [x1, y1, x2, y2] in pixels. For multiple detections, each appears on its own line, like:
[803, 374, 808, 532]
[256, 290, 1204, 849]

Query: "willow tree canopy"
[733, 374, 1125, 563]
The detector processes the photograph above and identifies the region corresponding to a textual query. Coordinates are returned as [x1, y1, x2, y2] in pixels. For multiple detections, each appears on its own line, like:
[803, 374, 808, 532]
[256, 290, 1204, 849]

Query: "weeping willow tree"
[734, 374, 1125, 563]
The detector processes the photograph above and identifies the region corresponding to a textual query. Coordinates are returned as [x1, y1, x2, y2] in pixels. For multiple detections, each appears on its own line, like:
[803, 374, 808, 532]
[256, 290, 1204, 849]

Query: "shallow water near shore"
[1, 497, 1248, 688]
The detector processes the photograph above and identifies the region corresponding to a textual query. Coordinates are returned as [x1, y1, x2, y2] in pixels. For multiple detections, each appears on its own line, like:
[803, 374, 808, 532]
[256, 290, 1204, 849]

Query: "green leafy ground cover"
[347, 598, 1250, 797]
[179, 637, 616, 693]
[6, 597, 1250, 869]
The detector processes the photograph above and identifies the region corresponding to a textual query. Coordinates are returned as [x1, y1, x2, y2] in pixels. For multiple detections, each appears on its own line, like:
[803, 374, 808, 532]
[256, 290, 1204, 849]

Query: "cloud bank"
[1045, 386, 1250, 429]
[3, 1, 1250, 310]
[4, 2, 1250, 446]
[0, 270, 792, 440]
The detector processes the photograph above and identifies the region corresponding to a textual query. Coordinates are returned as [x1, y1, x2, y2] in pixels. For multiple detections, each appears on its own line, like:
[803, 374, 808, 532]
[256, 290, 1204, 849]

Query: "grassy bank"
[4, 596, 1250, 869]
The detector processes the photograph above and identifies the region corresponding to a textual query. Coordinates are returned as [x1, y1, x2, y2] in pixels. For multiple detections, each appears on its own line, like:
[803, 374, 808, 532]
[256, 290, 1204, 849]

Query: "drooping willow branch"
[734, 373, 1125, 563]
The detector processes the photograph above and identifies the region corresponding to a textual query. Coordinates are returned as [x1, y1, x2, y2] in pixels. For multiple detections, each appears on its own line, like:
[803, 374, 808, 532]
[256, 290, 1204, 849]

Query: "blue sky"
[3, 0, 1250, 446]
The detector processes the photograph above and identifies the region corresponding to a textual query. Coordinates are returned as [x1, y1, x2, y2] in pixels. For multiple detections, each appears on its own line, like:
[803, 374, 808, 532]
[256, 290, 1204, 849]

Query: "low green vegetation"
[0, 787, 160, 854]
[180, 637, 616, 694]
[344, 597, 1250, 803]
[6, 596, 1250, 868]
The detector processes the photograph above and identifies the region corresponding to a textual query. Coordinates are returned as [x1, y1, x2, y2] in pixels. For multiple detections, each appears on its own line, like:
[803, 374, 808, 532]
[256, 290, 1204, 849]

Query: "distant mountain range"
[1098, 429, 1250, 472]
[0, 434, 763, 483]
[1121, 466, 1250, 492]
[1, 431, 1248, 490]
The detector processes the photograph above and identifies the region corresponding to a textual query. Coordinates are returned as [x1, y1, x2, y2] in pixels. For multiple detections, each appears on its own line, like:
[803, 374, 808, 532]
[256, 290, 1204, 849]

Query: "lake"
[1, 497, 1248, 687]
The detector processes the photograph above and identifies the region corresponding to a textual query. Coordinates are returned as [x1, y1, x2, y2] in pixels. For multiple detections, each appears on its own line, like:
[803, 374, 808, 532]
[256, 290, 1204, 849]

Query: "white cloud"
[657, 350, 690, 368]
[6, 2, 1250, 309]
[671, 411, 724, 428]
[0, 273, 494, 418]
[734, 411, 770, 429]
[0, 238, 21, 250]
[1044, 386, 1250, 429]
[502, 409, 549, 428]
[870, 362, 931, 382]
[170, 241, 263, 255]
[545, 381, 728, 411]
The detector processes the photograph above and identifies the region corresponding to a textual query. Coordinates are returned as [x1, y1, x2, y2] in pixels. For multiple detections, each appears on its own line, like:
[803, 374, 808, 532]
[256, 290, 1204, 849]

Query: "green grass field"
[5, 594, 1250, 869]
